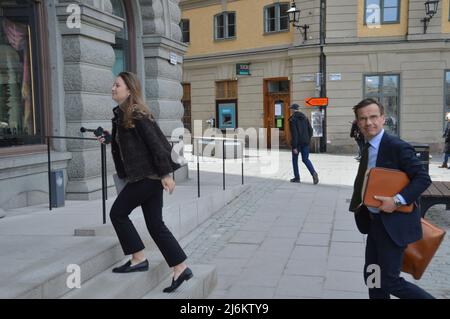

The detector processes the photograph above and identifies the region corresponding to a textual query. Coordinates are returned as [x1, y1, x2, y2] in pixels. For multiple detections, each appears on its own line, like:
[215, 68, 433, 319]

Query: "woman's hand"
[96, 130, 110, 144]
[161, 175, 175, 194]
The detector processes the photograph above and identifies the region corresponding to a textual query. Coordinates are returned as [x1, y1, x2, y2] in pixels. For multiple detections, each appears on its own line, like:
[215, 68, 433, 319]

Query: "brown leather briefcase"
[402, 218, 446, 280]
[362, 167, 414, 213]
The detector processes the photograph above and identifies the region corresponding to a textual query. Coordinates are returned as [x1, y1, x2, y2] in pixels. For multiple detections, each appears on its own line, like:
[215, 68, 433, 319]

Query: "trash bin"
[50, 170, 65, 207]
[411, 143, 429, 173]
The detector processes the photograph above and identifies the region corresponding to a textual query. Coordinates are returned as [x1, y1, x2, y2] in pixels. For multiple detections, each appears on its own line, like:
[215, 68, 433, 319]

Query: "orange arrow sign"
[305, 97, 328, 107]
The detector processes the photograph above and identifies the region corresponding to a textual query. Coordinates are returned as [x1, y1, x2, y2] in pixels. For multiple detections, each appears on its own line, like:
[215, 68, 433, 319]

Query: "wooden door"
[265, 93, 291, 148]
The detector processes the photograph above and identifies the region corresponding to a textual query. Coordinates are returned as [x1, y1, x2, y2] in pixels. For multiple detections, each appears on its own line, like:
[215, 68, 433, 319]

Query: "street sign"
[305, 97, 328, 107]
[236, 63, 250, 75]
[169, 52, 178, 65]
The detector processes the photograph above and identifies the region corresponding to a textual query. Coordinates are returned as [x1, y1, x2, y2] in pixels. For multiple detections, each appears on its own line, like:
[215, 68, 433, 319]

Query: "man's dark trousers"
[364, 213, 434, 299]
[292, 144, 315, 180]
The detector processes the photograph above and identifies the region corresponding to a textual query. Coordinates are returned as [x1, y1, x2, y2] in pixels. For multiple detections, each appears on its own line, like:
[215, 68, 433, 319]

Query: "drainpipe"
[319, 0, 327, 152]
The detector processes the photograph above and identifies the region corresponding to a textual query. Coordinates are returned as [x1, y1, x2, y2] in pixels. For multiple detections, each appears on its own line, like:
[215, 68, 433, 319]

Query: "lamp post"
[287, 1, 327, 152]
[421, 0, 439, 34]
[287, 1, 310, 42]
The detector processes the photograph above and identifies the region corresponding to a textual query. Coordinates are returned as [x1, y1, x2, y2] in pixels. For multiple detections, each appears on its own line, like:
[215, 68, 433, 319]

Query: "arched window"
[111, 0, 135, 75]
[0, 0, 47, 149]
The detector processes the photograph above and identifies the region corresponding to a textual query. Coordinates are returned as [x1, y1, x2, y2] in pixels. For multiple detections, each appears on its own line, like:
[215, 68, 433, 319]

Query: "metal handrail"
[46, 135, 108, 224]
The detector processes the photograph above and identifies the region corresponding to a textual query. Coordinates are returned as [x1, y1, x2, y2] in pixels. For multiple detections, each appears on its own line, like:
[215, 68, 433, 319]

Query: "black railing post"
[197, 138, 200, 198]
[103, 143, 108, 200]
[240, 139, 244, 185]
[223, 139, 225, 190]
[171, 141, 175, 181]
[101, 143, 106, 224]
[47, 137, 52, 211]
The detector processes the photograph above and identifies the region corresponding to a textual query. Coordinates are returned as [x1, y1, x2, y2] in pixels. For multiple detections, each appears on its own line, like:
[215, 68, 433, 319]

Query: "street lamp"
[287, 1, 309, 41]
[421, 0, 439, 34]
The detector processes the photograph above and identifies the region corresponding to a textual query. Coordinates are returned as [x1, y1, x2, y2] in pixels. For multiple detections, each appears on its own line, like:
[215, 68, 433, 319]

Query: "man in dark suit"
[349, 98, 434, 299]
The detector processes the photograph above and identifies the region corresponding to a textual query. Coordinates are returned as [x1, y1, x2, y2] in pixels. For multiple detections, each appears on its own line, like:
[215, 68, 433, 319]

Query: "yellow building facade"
[181, 0, 450, 153]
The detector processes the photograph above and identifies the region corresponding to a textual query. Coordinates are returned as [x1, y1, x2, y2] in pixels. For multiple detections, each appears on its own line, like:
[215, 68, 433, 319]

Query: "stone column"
[140, 0, 188, 180]
[56, 0, 123, 199]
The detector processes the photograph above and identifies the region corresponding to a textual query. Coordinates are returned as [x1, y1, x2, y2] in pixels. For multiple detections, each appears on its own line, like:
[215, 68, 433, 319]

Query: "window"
[445, 71, 450, 122]
[268, 80, 289, 93]
[0, 0, 45, 148]
[365, 0, 400, 25]
[264, 3, 290, 33]
[364, 74, 400, 135]
[214, 12, 236, 40]
[182, 83, 191, 132]
[180, 19, 190, 43]
[216, 81, 237, 130]
[111, 0, 135, 76]
[216, 80, 237, 100]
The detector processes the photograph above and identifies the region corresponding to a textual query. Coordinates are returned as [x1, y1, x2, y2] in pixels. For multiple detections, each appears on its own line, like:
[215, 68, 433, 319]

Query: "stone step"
[142, 264, 217, 299]
[0, 237, 123, 299]
[61, 250, 171, 299]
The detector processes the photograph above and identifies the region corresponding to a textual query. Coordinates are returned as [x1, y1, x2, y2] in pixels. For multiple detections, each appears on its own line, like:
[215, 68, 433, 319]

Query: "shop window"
[0, 0, 44, 148]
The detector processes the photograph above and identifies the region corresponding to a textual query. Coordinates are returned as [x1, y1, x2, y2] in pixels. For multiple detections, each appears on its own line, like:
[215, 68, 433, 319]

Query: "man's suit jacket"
[353, 133, 432, 247]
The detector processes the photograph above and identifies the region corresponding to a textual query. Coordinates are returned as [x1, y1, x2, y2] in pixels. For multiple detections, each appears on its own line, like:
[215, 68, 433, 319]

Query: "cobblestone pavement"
[183, 151, 450, 299]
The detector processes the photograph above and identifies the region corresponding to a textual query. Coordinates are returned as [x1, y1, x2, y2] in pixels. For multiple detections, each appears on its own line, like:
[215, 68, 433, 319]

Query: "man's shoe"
[312, 172, 319, 185]
[439, 163, 448, 168]
[163, 267, 193, 293]
[290, 178, 300, 183]
[112, 259, 149, 273]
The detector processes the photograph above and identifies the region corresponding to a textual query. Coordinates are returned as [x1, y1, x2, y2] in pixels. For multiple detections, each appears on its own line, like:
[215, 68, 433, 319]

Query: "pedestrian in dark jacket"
[288, 103, 319, 184]
[96, 71, 192, 293]
[439, 112, 450, 168]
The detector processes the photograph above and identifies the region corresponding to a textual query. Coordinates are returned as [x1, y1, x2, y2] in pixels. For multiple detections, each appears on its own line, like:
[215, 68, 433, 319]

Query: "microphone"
[80, 126, 111, 144]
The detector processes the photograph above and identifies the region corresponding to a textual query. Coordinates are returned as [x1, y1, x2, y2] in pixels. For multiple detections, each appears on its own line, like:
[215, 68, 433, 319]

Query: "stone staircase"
[61, 249, 216, 299]
[0, 183, 248, 299]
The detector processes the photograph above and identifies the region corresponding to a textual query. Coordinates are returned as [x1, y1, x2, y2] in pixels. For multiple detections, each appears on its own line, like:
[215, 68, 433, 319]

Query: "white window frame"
[214, 12, 236, 40]
[264, 3, 290, 33]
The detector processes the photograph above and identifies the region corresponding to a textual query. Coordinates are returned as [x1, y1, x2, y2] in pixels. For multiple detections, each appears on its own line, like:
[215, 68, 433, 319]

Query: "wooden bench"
[420, 181, 450, 217]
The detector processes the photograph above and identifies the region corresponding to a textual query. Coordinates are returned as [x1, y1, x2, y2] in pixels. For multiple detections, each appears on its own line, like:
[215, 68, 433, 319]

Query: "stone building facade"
[0, 0, 187, 210]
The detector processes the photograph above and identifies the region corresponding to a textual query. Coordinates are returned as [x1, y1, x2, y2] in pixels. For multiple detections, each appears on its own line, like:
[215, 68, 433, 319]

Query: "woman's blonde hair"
[117, 71, 153, 128]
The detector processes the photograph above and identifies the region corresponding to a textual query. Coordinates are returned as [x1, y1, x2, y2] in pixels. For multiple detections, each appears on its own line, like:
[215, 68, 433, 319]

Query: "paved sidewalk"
[183, 150, 450, 299]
